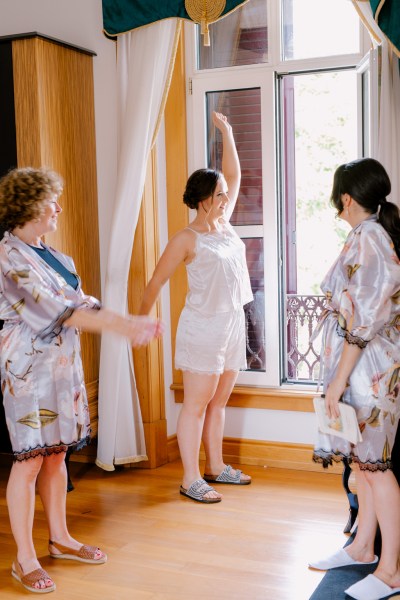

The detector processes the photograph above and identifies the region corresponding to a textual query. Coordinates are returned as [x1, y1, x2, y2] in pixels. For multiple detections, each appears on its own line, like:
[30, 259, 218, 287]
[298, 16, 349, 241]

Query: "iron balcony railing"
[286, 294, 326, 382]
[243, 293, 326, 382]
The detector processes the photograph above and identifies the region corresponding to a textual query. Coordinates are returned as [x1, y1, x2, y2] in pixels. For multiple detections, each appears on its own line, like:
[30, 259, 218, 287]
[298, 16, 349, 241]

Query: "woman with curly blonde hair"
[0, 167, 162, 593]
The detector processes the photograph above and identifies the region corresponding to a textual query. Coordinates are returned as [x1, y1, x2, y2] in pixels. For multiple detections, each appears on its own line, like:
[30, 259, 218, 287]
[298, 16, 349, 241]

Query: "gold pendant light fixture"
[185, 0, 226, 46]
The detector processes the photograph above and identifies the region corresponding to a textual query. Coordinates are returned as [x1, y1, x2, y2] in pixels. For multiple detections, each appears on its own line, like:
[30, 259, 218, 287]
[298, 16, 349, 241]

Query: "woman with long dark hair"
[309, 158, 400, 600]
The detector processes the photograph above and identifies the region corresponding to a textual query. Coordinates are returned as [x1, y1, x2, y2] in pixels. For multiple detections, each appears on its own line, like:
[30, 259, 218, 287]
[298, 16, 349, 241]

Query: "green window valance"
[370, 0, 400, 55]
[102, 0, 249, 37]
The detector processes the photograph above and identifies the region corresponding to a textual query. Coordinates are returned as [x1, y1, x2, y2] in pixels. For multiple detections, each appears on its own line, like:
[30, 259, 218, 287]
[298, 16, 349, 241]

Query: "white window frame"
[184, 7, 371, 389]
[356, 47, 379, 158]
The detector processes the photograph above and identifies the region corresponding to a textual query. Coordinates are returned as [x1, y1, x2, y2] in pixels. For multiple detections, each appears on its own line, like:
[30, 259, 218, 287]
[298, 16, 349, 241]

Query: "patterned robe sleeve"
[338, 226, 400, 348]
[0, 245, 100, 339]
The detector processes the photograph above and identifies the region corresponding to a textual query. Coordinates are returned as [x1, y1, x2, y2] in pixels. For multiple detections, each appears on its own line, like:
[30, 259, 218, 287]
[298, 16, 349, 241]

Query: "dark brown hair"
[331, 158, 400, 259]
[183, 168, 221, 210]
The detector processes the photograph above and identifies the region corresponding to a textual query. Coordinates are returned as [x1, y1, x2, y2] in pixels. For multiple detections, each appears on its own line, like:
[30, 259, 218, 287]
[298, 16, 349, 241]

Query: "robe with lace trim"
[313, 215, 400, 471]
[0, 232, 100, 461]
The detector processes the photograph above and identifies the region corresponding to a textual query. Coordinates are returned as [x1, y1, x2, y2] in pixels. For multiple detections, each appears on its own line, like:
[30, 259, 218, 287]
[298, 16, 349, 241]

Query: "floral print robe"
[313, 215, 400, 471]
[0, 232, 100, 461]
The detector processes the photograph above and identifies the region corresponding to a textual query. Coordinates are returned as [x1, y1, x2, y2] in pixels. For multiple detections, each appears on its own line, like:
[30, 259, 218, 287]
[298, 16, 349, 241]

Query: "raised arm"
[139, 229, 194, 316]
[212, 111, 241, 218]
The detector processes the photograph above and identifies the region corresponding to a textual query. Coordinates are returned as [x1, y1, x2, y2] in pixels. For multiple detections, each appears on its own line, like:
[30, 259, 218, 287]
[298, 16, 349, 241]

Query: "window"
[206, 88, 266, 372]
[279, 69, 358, 383]
[185, 0, 371, 388]
[198, 0, 268, 69]
[281, 0, 360, 60]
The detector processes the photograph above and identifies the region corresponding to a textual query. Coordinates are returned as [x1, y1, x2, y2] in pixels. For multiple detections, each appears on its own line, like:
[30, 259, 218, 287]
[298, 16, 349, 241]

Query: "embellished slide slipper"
[49, 540, 107, 564]
[12, 560, 56, 594]
[204, 464, 251, 485]
[345, 574, 400, 600]
[180, 478, 221, 503]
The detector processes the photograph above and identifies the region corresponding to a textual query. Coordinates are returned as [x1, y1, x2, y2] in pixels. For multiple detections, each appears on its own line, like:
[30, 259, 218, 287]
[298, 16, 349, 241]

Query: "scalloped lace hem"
[13, 435, 91, 462]
[313, 449, 393, 472]
[336, 322, 369, 349]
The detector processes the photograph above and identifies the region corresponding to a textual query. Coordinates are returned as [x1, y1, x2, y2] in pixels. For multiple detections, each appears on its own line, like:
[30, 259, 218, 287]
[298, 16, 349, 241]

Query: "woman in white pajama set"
[175, 223, 252, 375]
[140, 111, 253, 503]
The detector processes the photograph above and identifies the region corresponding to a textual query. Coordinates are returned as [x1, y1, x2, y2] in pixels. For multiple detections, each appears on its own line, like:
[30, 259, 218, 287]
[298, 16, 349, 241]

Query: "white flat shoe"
[345, 574, 400, 600]
[308, 548, 378, 571]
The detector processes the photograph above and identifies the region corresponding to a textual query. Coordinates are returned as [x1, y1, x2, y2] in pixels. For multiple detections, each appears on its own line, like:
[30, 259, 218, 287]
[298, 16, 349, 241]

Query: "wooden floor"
[0, 460, 351, 599]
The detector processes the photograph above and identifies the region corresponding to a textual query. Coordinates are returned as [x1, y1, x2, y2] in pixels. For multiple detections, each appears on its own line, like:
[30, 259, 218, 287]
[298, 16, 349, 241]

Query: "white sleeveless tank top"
[184, 222, 253, 316]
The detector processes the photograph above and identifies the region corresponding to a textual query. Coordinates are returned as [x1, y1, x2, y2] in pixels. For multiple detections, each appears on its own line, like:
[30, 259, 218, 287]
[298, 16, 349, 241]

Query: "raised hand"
[212, 111, 232, 136]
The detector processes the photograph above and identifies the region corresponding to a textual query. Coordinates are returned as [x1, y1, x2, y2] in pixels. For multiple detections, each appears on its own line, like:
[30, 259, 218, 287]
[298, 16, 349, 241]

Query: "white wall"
[0, 0, 117, 289]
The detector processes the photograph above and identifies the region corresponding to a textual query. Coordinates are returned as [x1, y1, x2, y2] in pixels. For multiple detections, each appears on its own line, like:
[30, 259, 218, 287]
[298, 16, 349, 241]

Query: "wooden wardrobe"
[0, 32, 101, 449]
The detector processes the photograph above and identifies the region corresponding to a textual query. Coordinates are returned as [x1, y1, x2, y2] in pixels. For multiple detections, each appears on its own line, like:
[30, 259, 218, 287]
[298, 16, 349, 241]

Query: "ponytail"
[331, 158, 400, 259]
[378, 200, 400, 260]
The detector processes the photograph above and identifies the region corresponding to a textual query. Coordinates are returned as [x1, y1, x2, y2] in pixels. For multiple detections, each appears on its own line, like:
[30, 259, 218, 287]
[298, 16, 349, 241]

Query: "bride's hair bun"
[183, 169, 221, 209]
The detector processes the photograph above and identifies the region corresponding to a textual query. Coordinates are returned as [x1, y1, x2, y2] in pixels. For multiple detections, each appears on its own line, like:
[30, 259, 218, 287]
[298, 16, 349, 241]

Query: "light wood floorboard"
[0, 460, 352, 599]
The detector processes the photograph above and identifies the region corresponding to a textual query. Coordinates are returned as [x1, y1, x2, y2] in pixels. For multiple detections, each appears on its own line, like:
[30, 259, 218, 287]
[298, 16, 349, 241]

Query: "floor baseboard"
[167, 435, 343, 474]
[0, 437, 342, 475]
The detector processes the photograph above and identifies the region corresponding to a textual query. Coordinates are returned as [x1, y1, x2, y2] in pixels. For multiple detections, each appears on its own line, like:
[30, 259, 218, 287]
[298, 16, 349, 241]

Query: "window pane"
[282, 70, 358, 382]
[282, 0, 360, 61]
[206, 89, 263, 226]
[244, 238, 265, 372]
[198, 0, 268, 69]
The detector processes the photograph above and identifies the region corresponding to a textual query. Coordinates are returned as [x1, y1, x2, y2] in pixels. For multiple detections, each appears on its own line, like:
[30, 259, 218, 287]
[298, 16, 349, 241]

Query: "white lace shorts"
[175, 306, 247, 375]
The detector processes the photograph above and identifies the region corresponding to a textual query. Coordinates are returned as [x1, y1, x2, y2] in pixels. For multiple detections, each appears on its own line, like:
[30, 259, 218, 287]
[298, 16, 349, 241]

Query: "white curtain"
[352, 0, 400, 206]
[96, 18, 181, 471]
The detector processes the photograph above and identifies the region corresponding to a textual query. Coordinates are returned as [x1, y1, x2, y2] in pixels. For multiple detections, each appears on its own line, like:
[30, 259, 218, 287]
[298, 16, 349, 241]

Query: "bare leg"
[7, 456, 54, 590]
[37, 453, 74, 546]
[345, 466, 378, 562]
[310, 464, 400, 578]
[366, 469, 400, 588]
[201, 370, 250, 482]
[37, 453, 103, 560]
[178, 371, 221, 500]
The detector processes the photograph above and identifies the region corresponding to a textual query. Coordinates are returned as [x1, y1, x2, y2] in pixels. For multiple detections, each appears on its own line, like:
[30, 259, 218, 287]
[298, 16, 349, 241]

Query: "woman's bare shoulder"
[166, 227, 199, 252]
[170, 227, 198, 241]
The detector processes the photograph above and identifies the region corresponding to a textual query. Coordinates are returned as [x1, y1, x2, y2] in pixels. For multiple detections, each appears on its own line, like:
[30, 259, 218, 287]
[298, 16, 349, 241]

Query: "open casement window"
[278, 48, 377, 385]
[185, 0, 370, 389]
